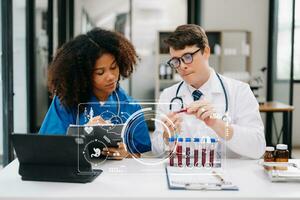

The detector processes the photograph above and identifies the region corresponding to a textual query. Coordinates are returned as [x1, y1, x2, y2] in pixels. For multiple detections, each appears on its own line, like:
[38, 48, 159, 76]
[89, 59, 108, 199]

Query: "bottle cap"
[210, 138, 217, 143]
[185, 138, 191, 142]
[194, 138, 200, 142]
[177, 137, 183, 142]
[265, 146, 274, 151]
[276, 144, 288, 150]
[168, 137, 175, 142]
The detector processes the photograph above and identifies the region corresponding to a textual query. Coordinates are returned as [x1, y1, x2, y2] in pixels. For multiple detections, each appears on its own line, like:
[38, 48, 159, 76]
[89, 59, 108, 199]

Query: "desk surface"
[259, 101, 294, 112]
[0, 159, 300, 200]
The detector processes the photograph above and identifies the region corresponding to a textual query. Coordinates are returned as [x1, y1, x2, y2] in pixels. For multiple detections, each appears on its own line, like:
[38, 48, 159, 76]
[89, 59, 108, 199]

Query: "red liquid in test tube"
[185, 138, 191, 167]
[193, 138, 200, 167]
[186, 147, 190, 166]
[194, 150, 199, 166]
[209, 138, 217, 167]
[170, 154, 174, 166]
[168, 137, 175, 166]
[202, 149, 206, 167]
[177, 138, 183, 167]
[210, 150, 214, 167]
[201, 138, 207, 167]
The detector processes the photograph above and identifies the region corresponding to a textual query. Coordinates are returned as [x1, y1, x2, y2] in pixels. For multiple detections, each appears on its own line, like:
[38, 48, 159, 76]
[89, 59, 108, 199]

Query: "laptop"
[11, 133, 102, 183]
[67, 124, 124, 147]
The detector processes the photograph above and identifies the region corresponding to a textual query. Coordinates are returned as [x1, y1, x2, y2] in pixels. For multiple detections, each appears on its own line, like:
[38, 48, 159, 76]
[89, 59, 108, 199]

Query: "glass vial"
[168, 137, 175, 166]
[176, 138, 183, 167]
[201, 137, 207, 167]
[185, 138, 191, 167]
[209, 138, 217, 167]
[193, 138, 200, 167]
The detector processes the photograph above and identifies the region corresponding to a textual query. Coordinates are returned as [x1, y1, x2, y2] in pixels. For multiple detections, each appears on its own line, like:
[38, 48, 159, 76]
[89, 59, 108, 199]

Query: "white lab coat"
[151, 68, 266, 159]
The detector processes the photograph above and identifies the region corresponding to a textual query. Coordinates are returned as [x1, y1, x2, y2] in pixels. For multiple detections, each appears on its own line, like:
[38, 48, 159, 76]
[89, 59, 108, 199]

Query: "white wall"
[293, 84, 300, 147]
[13, 0, 27, 133]
[131, 0, 187, 100]
[0, 0, 3, 157]
[202, 0, 269, 76]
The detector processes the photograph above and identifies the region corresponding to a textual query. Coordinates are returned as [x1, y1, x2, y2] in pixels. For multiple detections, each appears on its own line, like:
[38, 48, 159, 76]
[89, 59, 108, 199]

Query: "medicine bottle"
[275, 144, 289, 162]
[263, 146, 275, 162]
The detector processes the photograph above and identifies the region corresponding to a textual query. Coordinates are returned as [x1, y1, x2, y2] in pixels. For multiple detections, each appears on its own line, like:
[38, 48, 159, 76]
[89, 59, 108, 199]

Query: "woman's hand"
[87, 115, 107, 125]
[162, 112, 182, 144]
[101, 142, 140, 160]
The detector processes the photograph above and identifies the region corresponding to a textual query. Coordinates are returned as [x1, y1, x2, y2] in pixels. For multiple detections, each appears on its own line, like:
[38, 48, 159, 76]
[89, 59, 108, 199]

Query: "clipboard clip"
[185, 183, 222, 191]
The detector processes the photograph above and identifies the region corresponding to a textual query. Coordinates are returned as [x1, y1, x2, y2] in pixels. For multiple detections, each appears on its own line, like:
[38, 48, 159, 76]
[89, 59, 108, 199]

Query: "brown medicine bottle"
[264, 146, 275, 162]
[275, 144, 289, 162]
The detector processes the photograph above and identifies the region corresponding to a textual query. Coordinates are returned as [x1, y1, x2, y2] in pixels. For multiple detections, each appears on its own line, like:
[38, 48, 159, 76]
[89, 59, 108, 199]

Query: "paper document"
[166, 166, 238, 191]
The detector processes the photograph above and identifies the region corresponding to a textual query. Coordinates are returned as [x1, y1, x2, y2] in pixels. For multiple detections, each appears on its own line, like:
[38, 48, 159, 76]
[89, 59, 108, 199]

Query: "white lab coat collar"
[184, 67, 223, 97]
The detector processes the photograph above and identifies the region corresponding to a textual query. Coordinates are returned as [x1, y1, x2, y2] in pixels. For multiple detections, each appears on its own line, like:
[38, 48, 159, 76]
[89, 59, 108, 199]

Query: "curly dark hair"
[48, 27, 138, 110]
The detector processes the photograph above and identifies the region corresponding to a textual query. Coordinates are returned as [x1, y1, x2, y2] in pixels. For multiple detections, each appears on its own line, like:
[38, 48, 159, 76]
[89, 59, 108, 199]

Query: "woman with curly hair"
[39, 27, 151, 159]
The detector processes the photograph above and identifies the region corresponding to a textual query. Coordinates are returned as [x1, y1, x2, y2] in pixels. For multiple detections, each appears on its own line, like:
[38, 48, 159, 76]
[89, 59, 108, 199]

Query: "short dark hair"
[48, 27, 138, 109]
[165, 24, 209, 53]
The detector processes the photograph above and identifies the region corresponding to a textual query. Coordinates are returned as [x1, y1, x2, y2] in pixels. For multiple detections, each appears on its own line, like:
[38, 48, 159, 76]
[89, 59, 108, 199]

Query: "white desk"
[0, 159, 300, 200]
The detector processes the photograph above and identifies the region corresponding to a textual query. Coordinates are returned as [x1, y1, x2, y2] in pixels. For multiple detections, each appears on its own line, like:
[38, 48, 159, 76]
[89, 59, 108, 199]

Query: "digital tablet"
[11, 133, 102, 183]
[67, 124, 123, 147]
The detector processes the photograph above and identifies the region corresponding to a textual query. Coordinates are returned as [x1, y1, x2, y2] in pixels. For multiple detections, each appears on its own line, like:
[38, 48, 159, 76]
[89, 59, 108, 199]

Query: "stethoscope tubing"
[169, 72, 228, 113]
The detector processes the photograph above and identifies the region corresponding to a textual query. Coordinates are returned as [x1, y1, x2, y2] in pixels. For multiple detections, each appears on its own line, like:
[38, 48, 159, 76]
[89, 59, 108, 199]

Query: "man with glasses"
[151, 24, 265, 159]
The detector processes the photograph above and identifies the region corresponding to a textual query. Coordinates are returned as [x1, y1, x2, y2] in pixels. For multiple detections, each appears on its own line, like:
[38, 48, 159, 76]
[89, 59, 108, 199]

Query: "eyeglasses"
[167, 48, 202, 69]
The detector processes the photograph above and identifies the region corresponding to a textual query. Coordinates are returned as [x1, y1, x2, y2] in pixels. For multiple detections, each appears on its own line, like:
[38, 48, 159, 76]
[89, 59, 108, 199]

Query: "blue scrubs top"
[39, 87, 151, 153]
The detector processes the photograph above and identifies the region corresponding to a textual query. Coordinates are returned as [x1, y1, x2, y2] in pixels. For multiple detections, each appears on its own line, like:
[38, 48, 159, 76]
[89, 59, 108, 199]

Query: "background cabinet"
[207, 30, 251, 74]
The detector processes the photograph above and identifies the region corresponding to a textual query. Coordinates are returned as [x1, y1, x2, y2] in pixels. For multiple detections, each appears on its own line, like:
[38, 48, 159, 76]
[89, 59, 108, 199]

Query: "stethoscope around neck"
[82, 88, 121, 123]
[169, 72, 229, 118]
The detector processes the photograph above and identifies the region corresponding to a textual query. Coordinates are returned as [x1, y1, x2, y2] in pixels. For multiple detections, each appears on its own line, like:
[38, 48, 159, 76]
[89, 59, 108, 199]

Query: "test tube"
[193, 138, 200, 167]
[176, 138, 183, 167]
[168, 137, 175, 166]
[201, 137, 207, 167]
[185, 138, 191, 167]
[210, 138, 217, 167]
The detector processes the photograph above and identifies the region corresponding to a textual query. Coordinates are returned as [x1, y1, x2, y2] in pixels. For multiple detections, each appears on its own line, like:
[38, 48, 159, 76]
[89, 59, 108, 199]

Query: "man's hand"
[186, 99, 217, 127]
[186, 99, 233, 140]
[162, 112, 182, 144]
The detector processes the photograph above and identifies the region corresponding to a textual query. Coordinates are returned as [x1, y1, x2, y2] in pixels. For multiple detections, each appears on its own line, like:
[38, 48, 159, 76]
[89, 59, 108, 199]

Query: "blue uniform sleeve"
[125, 104, 152, 154]
[39, 96, 76, 135]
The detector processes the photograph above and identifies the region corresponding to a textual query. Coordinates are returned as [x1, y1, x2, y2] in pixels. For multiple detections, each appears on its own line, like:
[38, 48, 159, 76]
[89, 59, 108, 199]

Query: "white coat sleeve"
[226, 84, 266, 159]
[150, 90, 170, 157]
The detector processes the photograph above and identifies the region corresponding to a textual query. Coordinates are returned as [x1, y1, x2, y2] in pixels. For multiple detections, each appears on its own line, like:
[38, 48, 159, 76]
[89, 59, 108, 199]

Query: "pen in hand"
[175, 108, 188, 113]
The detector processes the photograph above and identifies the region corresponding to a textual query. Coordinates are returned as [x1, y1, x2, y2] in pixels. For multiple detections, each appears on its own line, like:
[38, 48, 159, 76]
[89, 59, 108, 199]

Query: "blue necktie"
[192, 90, 203, 101]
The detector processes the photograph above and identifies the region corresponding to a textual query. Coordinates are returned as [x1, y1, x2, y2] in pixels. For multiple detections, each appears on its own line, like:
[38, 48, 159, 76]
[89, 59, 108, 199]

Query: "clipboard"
[165, 166, 238, 191]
